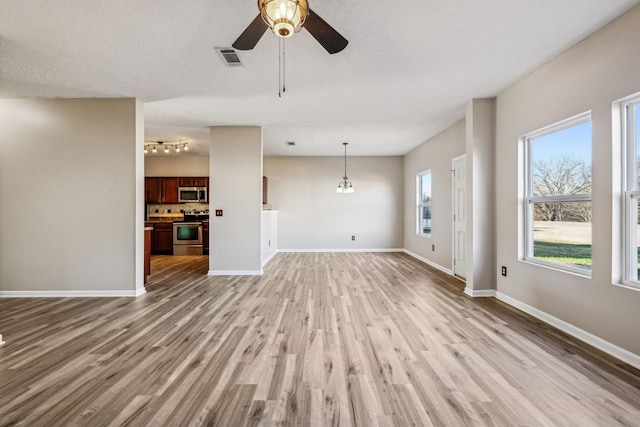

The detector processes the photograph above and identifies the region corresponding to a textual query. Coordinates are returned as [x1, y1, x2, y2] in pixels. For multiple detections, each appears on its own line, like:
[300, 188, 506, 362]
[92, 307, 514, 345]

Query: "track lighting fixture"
[144, 139, 190, 155]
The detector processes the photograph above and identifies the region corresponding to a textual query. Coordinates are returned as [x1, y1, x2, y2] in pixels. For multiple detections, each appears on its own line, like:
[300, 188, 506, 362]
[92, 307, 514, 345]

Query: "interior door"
[452, 155, 467, 279]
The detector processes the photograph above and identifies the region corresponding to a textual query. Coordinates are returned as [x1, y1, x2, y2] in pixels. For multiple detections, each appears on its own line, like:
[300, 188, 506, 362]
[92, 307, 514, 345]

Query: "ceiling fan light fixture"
[259, 0, 308, 38]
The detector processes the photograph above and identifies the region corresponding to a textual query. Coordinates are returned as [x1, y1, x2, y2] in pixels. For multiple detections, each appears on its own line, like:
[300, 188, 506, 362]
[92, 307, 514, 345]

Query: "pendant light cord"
[344, 143, 347, 178]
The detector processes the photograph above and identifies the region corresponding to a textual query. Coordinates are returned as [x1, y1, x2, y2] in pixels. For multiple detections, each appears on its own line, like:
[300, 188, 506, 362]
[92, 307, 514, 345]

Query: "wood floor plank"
[0, 252, 639, 426]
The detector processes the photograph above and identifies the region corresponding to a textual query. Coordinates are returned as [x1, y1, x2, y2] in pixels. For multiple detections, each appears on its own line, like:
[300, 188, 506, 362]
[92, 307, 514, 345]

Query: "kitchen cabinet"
[145, 178, 162, 203]
[144, 227, 152, 283]
[161, 178, 179, 203]
[145, 177, 179, 204]
[146, 177, 208, 204]
[263, 176, 268, 205]
[179, 177, 208, 187]
[203, 221, 209, 255]
[150, 222, 173, 255]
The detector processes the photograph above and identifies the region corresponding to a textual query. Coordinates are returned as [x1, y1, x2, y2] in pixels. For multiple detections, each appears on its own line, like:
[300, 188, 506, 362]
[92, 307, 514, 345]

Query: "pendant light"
[337, 142, 354, 194]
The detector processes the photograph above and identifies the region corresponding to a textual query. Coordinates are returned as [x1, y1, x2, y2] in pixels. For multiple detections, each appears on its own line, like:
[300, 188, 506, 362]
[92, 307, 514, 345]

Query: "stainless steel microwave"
[178, 187, 207, 203]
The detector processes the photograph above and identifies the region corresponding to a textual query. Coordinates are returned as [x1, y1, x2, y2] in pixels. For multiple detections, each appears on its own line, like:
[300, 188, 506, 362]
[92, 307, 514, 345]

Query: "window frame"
[622, 97, 640, 288]
[416, 170, 432, 238]
[523, 112, 593, 276]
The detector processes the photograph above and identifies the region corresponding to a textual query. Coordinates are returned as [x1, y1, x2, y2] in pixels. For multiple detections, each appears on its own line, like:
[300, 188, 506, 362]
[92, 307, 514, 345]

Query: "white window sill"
[613, 281, 640, 293]
[417, 233, 432, 239]
[520, 258, 592, 279]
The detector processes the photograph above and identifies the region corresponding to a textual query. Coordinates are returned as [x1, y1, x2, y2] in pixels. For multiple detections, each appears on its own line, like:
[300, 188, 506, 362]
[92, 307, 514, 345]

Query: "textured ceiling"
[1, 0, 638, 156]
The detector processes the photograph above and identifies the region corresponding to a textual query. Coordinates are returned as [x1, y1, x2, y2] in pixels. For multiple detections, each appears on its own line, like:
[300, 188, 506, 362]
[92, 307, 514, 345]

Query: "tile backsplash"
[147, 202, 209, 217]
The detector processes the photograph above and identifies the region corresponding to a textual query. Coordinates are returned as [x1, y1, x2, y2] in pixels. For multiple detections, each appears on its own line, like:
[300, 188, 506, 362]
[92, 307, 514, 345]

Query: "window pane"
[421, 206, 431, 234]
[631, 196, 640, 281]
[531, 121, 592, 196]
[532, 201, 592, 271]
[636, 105, 640, 190]
[419, 172, 432, 235]
[421, 173, 431, 202]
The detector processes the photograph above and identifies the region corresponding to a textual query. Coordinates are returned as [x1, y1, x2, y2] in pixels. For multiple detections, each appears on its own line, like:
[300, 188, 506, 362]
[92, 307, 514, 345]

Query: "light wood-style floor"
[1, 253, 640, 426]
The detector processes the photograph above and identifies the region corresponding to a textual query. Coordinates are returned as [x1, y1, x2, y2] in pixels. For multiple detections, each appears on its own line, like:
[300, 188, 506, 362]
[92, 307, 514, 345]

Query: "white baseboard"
[464, 288, 496, 298]
[278, 248, 404, 253]
[208, 270, 264, 276]
[496, 291, 640, 371]
[0, 290, 143, 298]
[262, 251, 278, 267]
[0, 334, 4, 346]
[403, 249, 453, 275]
[135, 287, 147, 297]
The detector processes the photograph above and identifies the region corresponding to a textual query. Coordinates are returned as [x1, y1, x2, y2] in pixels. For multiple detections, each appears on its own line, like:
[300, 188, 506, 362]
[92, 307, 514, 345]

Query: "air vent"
[216, 47, 243, 67]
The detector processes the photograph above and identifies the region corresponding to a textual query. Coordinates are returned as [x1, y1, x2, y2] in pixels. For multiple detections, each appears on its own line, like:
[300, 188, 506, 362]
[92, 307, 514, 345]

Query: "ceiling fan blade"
[304, 9, 348, 54]
[232, 14, 268, 50]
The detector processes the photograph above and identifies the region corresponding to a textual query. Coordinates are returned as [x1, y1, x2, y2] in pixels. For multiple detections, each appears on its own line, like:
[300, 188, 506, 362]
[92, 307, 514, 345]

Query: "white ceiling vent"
[216, 48, 243, 67]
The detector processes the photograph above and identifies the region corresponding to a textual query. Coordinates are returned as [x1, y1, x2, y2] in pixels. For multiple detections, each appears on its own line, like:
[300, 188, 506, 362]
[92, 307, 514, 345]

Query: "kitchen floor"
[0, 253, 639, 426]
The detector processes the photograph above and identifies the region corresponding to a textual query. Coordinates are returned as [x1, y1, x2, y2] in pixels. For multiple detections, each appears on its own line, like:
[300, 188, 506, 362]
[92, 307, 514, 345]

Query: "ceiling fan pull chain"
[278, 37, 286, 98]
[283, 37, 286, 95]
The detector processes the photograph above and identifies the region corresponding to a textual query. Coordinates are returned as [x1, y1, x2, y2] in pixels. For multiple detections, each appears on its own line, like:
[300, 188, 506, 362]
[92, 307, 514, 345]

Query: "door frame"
[451, 154, 466, 280]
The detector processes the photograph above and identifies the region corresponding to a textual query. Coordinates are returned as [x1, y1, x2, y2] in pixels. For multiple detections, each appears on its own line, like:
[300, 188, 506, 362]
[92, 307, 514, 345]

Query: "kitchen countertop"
[146, 214, 184, 222]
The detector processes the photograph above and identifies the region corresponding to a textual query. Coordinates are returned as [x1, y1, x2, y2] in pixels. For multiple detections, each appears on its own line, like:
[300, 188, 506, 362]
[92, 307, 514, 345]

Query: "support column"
[465, 98, 497, 296]
[209, 126, 263, 275]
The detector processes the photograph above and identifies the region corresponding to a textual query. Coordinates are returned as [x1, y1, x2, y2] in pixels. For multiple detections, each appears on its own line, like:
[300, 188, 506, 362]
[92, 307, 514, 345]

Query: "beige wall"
[209, 127, 262, 273]
[145, 156, 209, 177]
[495, 6, 640, 355]
[0, 98, 143, 294]
[465, 99, 496, 292]
[265, 156, 404, 250]
[404, 121, 466, 268]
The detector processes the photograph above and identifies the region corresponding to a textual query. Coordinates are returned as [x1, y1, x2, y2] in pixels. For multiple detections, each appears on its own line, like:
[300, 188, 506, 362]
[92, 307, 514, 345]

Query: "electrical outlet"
[351, 235, 355, 241]
[501, 266, 507, 277]
[432, 244, 435, 251]
[215, 210, 223, 217]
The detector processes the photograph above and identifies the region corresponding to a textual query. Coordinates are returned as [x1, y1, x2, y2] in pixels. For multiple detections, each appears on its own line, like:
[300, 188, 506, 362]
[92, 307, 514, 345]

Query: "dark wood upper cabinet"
[179, 177, 208, 187]
[193, 177, 208, 187]
[179, 177, 194, 187]
[162, 178, 179, 203]
[263, 176, 268, 204]
[145, 176, 209, 204]
[145, 178, 162, 204]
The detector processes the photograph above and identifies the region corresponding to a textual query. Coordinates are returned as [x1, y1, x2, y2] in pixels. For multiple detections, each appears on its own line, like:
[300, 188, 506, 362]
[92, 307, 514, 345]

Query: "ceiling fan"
[232, 0, 348, 54]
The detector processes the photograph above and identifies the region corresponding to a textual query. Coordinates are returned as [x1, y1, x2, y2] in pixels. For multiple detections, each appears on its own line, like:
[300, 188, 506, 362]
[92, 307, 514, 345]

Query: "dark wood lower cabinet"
[144, 228, 151, 283]
[203, 221, 209, 255]
[146, 222, 173, 255]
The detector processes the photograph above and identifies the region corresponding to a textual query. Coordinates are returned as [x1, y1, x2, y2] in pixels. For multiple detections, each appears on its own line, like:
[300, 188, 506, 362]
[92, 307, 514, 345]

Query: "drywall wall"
[209, 126, 262, 274]
[404, 120, 466, 269]
[0, 98, 143, 294]
[264, 156, 404, 250]
[145, 156, 209, 177]
[495, 5, 640, 356]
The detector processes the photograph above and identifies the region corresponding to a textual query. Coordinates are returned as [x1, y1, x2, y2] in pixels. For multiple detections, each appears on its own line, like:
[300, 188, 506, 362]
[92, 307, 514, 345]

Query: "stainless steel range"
[173, 222, 203, 255]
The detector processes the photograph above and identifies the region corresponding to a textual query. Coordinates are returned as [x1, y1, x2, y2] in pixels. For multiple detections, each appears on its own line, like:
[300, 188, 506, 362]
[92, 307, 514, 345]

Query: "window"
[523, 113, 592, 275]
[417, 170, 432, 236]
[623, 98, 640, 287]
